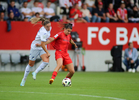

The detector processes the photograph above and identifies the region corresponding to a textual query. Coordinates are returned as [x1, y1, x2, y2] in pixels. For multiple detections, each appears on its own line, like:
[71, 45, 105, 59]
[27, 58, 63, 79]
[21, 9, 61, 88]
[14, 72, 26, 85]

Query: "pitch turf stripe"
[0, 91, 126, 100]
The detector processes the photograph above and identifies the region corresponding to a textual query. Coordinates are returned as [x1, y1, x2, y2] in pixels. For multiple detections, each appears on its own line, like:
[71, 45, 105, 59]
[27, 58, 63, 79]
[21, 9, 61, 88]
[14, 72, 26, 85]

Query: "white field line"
[0, 91, 126, 100]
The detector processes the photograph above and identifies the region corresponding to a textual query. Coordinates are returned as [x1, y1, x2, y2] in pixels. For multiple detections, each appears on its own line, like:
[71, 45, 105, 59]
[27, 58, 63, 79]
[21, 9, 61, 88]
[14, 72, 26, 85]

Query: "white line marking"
[0, 91, 126, 100]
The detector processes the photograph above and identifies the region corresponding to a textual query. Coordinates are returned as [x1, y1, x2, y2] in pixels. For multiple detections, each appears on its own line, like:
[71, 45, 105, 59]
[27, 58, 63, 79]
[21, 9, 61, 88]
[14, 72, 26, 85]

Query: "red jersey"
[117, 8, 127, 20]
[52, 31, 71, 52]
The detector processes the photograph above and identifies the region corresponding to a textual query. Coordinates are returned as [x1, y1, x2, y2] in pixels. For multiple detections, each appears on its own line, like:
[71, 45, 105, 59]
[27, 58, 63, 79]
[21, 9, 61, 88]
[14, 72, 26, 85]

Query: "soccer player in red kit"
[40, 23, 77, 84]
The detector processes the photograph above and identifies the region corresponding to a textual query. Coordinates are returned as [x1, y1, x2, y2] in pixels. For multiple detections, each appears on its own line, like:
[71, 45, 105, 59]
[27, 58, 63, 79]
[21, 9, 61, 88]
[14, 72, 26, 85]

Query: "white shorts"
[29, 48, 46, 61]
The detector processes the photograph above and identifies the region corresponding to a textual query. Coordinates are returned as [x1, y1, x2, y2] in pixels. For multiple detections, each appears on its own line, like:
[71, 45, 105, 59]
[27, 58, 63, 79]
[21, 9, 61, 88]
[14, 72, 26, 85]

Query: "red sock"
[66, 77, 71, 79]
[51, 71, 57, 79]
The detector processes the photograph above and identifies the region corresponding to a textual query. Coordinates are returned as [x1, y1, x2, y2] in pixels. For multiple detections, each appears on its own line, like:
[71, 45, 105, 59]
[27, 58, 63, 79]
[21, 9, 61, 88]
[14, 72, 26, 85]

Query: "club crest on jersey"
[32, 56, 35, 59]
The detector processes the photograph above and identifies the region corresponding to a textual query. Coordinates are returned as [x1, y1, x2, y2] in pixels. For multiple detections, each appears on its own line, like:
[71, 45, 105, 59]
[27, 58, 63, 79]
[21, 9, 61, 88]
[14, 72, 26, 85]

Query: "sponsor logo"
[88, 27, 139, 45]
[63, 39, 69, 42]
[54, 34, 58, 38]
[32, 56, 35, 59]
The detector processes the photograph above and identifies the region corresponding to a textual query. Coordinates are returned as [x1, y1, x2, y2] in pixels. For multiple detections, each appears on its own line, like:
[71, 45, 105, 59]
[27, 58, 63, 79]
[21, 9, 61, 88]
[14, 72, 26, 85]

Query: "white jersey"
[31, 26, 51, 50]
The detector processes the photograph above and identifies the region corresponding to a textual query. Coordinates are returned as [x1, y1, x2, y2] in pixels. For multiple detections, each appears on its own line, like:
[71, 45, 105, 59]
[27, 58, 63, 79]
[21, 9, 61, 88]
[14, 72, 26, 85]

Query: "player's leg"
[32, 50, 49, 80]
[65, 63, 75, 79]
[63, 55, 74, 79]
[20, 49, 39, 86]
[20, 60, 35, 86]
[49, 58, 63, 84]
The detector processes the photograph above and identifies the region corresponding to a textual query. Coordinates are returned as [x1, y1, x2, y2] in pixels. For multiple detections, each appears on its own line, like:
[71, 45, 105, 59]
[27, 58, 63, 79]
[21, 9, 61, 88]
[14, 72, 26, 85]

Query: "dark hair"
[9, 12, 14, 15]
[0, 11, 4, 15]
[23, 1, 28, 3]
[10, 0, 15, 3]
[35, 12, 40, 16]
[47, 1, 51, 3]
[64, 23, 72, 29]
[34, 0, 39, 3]
[128, 42, 132, 46]
[74, 3, 78, 7]
[133, 5, 137, 8]
[109, 3, 113, 5]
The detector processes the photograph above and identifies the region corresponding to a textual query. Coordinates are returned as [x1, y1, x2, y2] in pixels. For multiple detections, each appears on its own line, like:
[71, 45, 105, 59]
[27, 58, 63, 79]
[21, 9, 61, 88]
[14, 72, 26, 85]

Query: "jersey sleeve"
[117, 9, 120, 15]
[53, 32, 62, 40]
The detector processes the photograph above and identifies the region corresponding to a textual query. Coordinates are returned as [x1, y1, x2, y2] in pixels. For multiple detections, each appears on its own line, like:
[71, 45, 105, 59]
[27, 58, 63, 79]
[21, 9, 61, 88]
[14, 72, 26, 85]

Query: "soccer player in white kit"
[20, 17, 51, 86]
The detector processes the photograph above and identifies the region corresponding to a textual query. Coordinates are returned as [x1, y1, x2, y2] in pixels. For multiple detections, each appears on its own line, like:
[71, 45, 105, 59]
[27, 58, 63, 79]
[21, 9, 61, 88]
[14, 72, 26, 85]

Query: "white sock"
[23, 64, 31, 80]
[34, 62, 48, 74]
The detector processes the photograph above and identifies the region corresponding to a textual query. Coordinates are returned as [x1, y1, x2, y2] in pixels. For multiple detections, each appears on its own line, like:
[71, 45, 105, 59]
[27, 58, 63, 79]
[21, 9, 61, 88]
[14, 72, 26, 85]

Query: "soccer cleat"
[20, 79, 26, 86]
[32, 72, 37, 80]
[49, 79, 54, 84]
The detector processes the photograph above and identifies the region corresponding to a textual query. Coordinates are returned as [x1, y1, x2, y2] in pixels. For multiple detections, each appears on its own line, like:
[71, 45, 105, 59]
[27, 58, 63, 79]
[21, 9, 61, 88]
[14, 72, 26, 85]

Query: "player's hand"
[35, 43, 41, 47]
[47, 53, 51, 58]
[114, 18, 118, 21]
[75, 44, 78, 48]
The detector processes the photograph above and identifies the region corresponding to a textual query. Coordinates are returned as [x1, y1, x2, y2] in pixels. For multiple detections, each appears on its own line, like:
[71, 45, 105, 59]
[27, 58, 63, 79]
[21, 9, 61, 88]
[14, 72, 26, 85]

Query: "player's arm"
[41, 41, 50, 57]
[35, 37, 54, 46]
[44, 37, 55, 45]
[70, 39, 78, 48]
[40, 33, 54, 57]
[44, 33, 60, 45]
[36, 33, 59, 46]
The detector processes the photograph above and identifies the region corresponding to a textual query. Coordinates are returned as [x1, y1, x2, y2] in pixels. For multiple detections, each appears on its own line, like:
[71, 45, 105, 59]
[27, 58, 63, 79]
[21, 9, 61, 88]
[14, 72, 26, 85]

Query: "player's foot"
[49, 79, 54, 84]
[128, 68, 132, 72]
[132, 68, 135, 73]
[20, 79, 26, 86]
[32, 72, 37, 80]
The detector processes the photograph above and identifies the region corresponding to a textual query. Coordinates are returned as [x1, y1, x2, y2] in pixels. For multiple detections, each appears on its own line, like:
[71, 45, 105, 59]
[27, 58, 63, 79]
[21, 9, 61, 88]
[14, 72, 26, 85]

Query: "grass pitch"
[0, 72, 139, 100]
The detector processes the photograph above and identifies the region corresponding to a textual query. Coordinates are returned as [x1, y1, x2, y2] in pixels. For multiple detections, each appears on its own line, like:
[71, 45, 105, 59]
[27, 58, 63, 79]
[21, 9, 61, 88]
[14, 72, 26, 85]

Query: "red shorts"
[55, 51, 72, 65]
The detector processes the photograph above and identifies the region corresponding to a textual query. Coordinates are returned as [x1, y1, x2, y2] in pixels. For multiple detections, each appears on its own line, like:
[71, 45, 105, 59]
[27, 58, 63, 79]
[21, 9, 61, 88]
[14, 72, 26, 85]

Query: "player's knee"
[70, 70, 75, 75]
[59, 64, 63, 68]
[29, 61, 35, 67]
[43, 59, 49, 62]
[57, 63, 63, 68]
[42, 57, 49, 62]
[29, 63, 34, 67]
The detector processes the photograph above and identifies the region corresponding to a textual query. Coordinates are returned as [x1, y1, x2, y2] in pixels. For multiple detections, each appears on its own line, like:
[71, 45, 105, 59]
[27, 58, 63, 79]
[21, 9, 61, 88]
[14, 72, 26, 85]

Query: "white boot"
[128, 68, 132, 72]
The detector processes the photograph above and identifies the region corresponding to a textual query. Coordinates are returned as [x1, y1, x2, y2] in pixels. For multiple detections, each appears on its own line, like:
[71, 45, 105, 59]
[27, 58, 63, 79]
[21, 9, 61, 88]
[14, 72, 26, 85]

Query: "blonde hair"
[30, 17, 50, 25]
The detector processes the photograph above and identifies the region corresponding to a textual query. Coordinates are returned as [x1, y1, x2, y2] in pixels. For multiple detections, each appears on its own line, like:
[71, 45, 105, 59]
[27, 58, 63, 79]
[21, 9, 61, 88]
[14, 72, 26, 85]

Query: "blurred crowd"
[0, 0, 139, 23]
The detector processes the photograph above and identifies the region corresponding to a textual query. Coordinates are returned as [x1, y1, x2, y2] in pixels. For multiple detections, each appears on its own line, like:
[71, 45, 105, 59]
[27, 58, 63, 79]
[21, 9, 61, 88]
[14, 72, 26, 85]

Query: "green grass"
[0, 72, 139, 100]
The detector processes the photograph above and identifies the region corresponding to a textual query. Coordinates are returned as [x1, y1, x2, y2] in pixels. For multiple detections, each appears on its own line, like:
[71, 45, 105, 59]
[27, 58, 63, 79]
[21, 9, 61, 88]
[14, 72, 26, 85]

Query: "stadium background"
[0, 21, 139, 72]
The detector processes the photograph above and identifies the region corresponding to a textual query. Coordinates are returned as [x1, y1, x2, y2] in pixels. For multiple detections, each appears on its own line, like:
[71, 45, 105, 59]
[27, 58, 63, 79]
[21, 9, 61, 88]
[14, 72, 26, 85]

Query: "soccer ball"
[62, 78, 71, 87]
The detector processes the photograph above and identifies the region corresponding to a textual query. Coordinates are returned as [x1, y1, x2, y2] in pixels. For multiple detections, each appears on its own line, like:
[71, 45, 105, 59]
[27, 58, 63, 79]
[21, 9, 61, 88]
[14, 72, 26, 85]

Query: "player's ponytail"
[30, 17, 50, 26]
[30, 17, 41, 24]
